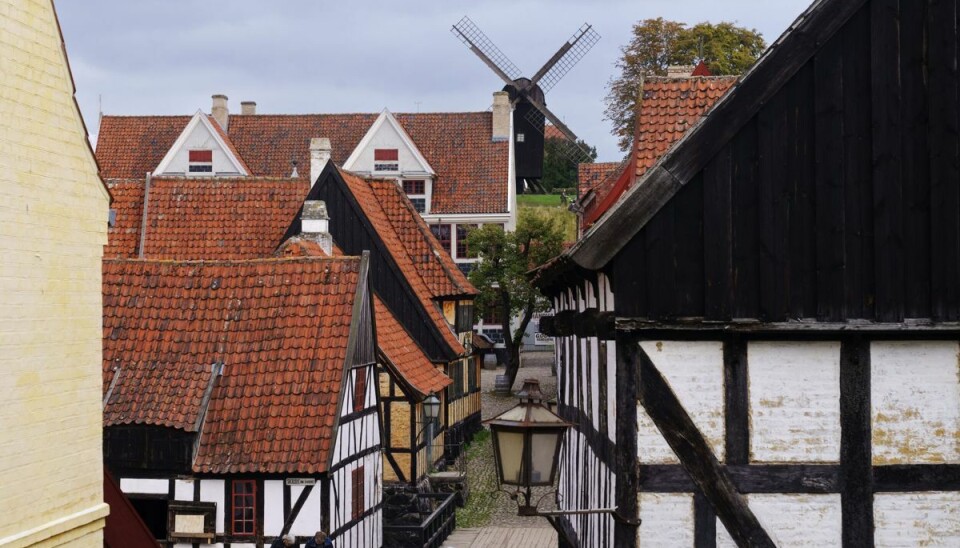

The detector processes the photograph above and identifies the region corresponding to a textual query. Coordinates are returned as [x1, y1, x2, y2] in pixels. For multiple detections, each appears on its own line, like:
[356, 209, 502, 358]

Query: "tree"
[468, 209, 565, 390]
[604, 18, 766, 151]
[541, 137, 597, 193]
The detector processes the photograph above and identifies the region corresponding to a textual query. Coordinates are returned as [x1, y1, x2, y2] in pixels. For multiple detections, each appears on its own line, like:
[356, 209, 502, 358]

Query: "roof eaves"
[568, 0, 866, 271]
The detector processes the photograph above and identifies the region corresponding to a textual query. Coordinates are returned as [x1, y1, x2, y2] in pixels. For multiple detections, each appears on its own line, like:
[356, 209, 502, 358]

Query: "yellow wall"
[0, 1, 110, 545]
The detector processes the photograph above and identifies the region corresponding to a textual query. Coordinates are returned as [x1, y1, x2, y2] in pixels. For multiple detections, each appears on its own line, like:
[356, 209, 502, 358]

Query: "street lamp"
[423, 393, 441, 472]
[486, 378, 633, 524]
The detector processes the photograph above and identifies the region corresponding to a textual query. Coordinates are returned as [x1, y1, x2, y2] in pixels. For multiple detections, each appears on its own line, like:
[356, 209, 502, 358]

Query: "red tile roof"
[374, 296, 451, 397]
[577, 162, 622, 199]
[367, 180, 477, 298]
[580, 76, 737, 227]
[103, 256, 363, 474]
[207, 115, 252, 175]
[338, 169, 466, 356]
[275, 237, 451, 397]
[105, 177, 309, 260]
[97, 112, 510, 215]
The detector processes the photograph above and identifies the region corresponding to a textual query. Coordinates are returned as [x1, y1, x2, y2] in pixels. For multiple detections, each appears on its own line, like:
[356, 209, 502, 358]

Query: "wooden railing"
[383, 492, 458, 548]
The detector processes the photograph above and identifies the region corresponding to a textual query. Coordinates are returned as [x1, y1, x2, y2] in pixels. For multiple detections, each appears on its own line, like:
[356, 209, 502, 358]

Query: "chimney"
[301, 200, 333, 255]
[666, 65, 695, 78]
[240, 101, 256, 115]
[309, 138, 332, 186]
[491, 91, 511, 142]
[211, 94, 229, 129]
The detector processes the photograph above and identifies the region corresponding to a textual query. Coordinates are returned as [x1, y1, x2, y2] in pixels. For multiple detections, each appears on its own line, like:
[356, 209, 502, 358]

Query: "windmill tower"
[452, 17, 599, 194]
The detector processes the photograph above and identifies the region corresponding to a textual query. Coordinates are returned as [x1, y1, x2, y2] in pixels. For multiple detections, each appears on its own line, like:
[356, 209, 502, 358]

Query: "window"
[456, 224, 478, 258]
[481, 293, 503, 325]
[188, 150, 213, 173]
[430, 224, 452, 254]
[374, 149, 398, 172]
[354, 367, 367, 413]
[517, 133, 525, 143]
[403, 180, 425, 195]
[351, 466, 365, 520]
[231, 480, 256, 536]
[402, 180, 427, 213]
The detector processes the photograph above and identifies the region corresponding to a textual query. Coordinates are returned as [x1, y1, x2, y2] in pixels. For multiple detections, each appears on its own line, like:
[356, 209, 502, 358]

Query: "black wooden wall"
[613, 1, 960, 323]
[289, 166, 456, 363]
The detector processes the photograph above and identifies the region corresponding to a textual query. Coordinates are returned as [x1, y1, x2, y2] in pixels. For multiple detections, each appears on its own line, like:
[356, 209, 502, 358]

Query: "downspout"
[138, 172, 152, 259]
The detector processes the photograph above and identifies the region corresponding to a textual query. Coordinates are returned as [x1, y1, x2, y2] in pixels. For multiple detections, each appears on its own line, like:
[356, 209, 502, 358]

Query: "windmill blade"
[522, 98, 595, 166]
[530, 23, 600, 94]
[451, 16, 523, 88]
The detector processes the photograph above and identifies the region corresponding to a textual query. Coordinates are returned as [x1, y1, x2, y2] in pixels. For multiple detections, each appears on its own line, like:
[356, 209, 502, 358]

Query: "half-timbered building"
[537, 0, 960, 545]
[103, 254, 383, 547]
[299, 166, 483, 472]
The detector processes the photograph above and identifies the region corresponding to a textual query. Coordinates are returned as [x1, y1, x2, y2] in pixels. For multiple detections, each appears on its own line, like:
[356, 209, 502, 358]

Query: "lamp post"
[486, 379, 633, 523]
[423, 393, 441, 473]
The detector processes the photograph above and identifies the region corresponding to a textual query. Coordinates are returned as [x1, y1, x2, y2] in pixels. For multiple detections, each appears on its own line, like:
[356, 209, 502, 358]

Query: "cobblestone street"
[448, 349, 559, 545]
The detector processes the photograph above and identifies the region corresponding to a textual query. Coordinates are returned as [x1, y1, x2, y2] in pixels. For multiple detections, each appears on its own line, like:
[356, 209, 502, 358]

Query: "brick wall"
[0, 0, 109, 545]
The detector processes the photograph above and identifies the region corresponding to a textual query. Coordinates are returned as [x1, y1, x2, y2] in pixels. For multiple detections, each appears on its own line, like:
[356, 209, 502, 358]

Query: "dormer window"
[188, 150, 213, 174]
[403, 179, 427, 213]
[374, 149, 399, 172]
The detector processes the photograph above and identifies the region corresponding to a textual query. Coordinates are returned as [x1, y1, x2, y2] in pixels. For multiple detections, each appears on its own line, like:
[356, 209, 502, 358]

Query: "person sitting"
[306, 530, 333, 548]
[270, 534, 295, 548]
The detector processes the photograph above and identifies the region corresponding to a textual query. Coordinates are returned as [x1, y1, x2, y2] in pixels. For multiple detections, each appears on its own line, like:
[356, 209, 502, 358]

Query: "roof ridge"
[103, 255, 361, 266]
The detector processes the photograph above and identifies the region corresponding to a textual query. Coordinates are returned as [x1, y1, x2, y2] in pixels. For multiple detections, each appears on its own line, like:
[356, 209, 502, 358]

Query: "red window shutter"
[189, 150, 213, 162]
[374, 149, 398, 161]
[354, 368, 367, 413]
[352, 466, 365, 519]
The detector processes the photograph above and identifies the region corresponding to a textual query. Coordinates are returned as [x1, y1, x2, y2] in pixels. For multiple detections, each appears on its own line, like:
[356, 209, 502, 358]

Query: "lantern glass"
[495, 430, 525, 484]
[423, 394, 440, 420]
[529, 430, 561, 485]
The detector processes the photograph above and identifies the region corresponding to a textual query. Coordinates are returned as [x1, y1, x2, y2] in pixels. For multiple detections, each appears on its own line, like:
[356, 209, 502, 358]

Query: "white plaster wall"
[174, 479, 195, 500]
[748, 341, 841, 463]
[875, 492, 960, 547]
[637, 341, 725, 464]
[120, 478, 168, 495]
[263, 480, 284, 536]
[871, 340, 960, 464]
[638, 493, 694, 547]
[159, 119, 241, 176]
[716, 494, 841, 547]
[199, 479, 225, 533]
[290, 484, 325, 536]
[351, 116, 430, 175]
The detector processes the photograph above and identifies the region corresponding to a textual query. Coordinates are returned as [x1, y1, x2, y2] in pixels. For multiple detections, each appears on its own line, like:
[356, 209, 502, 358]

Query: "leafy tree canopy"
[467, 209, 565, 389]
[604, 18, 766, 151]
[542, 137, 597, 193]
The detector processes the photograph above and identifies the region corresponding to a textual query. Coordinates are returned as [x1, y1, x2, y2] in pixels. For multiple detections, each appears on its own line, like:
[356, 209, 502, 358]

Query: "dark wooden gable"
[609, 0, 960, 323]
[285, 164, 457, 363]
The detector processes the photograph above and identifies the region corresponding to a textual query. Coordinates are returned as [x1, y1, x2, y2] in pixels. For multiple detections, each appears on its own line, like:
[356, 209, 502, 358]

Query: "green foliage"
[541, 137, 597, 193]
[604, 18, 766, 151]
[467, 209, 565, 387]
[455, 430, 496, 527]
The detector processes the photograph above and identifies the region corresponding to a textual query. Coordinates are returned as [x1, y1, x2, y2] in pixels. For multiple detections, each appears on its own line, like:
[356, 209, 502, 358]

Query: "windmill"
[452, 16, 599, 194]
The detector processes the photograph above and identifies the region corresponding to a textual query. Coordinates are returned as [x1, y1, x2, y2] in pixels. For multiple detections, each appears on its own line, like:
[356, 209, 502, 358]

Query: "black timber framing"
[636, 345, 775, 547]
[840, 337, 873, 546]
[614, 332, 640, 547]
[288, 162, 458, 363]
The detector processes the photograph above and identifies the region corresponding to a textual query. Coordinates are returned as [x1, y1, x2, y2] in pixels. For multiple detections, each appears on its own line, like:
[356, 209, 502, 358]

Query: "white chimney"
[492, 91, 511, 142]
[240, 101, 256, 115]
[301, 200, 333, 255]
[211, 94, 229, 129]
[666, 65, 695, 78]
[310, 138, 332, 186]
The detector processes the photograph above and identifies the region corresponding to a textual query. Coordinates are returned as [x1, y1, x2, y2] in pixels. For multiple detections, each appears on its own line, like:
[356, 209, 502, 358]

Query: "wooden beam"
[636, 346, 774, 547]
[723, 338, 749, 464]
[840, 337, 873, 546]
[614, 333, 641, 546]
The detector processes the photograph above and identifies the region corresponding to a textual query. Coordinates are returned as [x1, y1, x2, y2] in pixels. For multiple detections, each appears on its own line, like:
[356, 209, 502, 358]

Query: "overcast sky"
[56, 0, 812, 162]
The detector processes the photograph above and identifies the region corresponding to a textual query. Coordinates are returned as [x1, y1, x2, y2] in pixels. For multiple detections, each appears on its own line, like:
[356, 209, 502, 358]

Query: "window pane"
[403, 180, 425, 195]
[495, 431, 525, 484]
[430, 224, 451, 252]
[410, 198, 426, 213]
[188, 164, 213, 173]
[456, 224, 477, 258]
